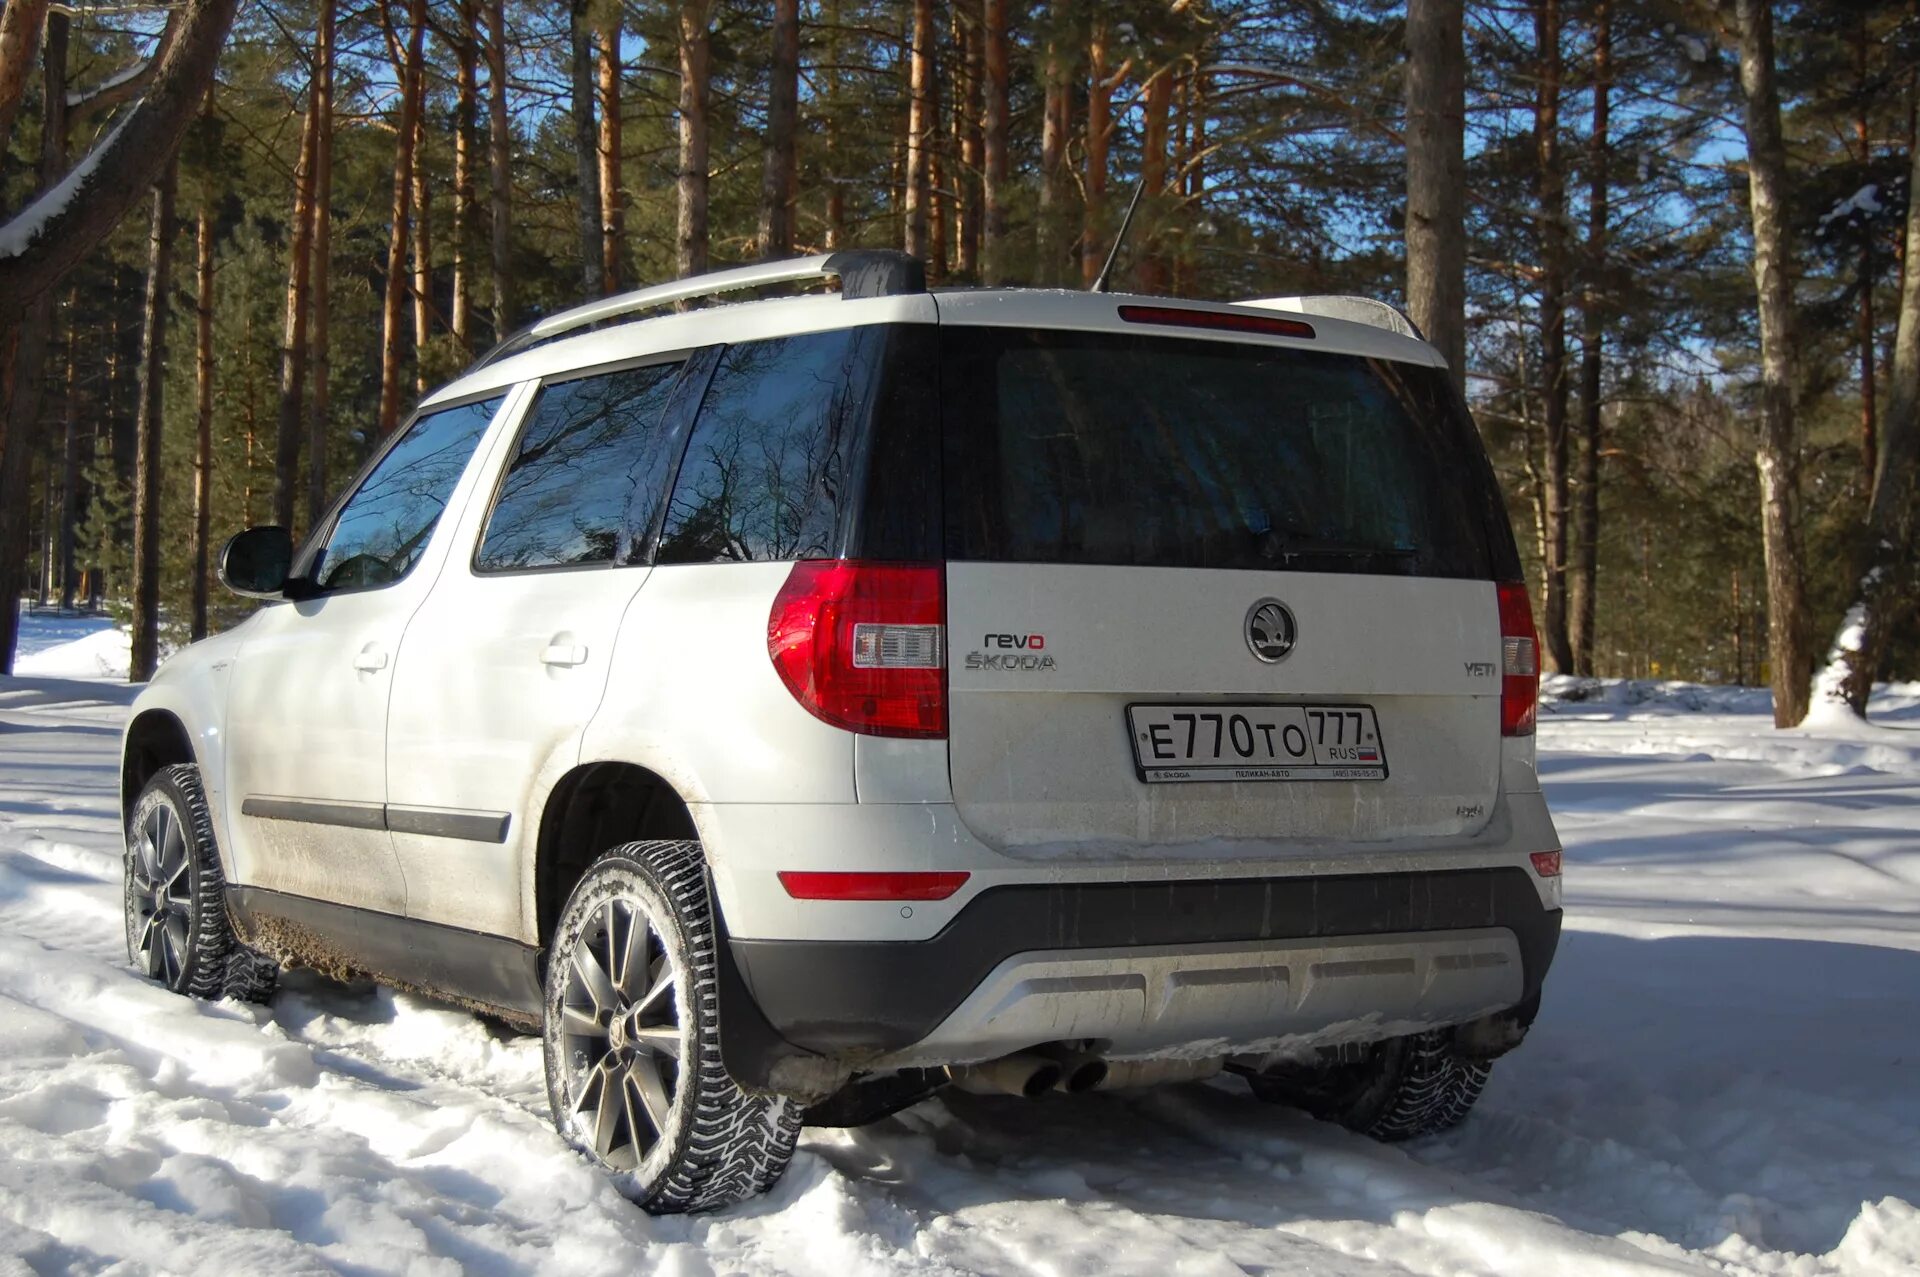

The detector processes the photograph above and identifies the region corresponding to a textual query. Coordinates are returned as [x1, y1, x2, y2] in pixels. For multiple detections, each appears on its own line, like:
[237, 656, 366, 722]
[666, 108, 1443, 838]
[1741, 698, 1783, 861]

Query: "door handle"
[353, 643, 389, 673]
[541, 640, 589, 668]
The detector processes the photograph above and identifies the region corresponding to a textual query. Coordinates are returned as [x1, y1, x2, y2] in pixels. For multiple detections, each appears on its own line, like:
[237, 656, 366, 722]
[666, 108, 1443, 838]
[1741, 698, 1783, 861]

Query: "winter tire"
[124, 764, 277, 1002]
[1246, 1028, 1491, 1141]
[542, 840, 802, 1214]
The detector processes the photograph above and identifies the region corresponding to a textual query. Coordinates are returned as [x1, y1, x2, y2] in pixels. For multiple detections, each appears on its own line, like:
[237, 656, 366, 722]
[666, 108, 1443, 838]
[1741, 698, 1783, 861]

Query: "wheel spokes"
[627, 1055, 673, 1133]
[560, 1003, 605, 1039]
[612, 906, 649, 1000]
[137, 912, 165, 976]
[570, 944, 618, 1016]
[630, 1024, 681, 1060]
[634, 957, 675, 1015]
[160, 913, 188, 984]
[620, 1065, 651, 1152]
[131, 824, 159, 893]
[160, 816, 191, 899]
[589, 1056, 624, 1157]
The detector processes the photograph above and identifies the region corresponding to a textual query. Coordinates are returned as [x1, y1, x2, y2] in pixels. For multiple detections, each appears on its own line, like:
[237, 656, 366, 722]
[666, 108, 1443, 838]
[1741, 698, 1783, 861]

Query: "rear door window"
[475, 361, 686, 571]
[656, 329, 877, 564]
[941, 330, 1506, 579]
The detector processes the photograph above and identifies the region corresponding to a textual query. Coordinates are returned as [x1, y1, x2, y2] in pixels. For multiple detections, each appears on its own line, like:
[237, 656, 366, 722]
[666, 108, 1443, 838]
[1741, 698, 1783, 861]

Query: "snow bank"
[10, 611, 131, 681]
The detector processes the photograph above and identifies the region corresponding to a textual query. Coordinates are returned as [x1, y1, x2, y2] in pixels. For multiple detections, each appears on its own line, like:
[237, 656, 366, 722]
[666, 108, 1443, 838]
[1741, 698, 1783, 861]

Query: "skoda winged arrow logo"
[1245, 599, 1298, 663]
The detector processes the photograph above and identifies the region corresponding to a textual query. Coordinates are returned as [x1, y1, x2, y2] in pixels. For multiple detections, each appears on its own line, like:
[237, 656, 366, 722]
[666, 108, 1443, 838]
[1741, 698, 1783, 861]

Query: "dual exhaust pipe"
[945, 1049, 1221, 1097]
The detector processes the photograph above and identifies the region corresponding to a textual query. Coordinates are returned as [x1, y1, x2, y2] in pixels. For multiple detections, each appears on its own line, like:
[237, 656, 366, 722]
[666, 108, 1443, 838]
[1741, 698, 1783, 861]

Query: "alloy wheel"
[558, 896, 686, 1172]
[128, 800, 194, 986]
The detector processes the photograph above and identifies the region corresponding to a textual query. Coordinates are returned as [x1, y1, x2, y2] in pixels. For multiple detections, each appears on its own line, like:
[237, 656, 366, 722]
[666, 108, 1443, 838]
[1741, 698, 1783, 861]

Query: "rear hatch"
[937, 316, 1520, 856]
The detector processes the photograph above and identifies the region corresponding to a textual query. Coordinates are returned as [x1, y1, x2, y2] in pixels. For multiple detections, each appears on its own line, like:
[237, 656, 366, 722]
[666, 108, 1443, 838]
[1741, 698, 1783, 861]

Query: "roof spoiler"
[1237, 295, 1425, 341]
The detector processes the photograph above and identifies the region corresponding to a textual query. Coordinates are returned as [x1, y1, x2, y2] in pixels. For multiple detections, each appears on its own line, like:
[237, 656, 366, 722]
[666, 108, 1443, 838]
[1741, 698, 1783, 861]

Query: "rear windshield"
[941, 329, 1512, 579]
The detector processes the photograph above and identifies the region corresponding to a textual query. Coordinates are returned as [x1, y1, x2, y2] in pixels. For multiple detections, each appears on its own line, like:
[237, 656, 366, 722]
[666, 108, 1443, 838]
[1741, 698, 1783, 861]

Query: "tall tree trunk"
[241, 295, 256, 525]
[411, 102, 433, 390]
[192, 201, 213, 640]
[0, 9, 65, 673]
[1855, 18, 1876, 491]
[569, 0, 601, 298]
[596, 8, 623, 289]
[1081, 20, 1111, 287]
[1570, 0, 1610, 677]
[760, 0, 799, 259]
[1038, 32, 1070, 284]
[0, 0, 50, 155]
[377, 0, 425, 438]
[928, 37, 948, 282]
[903, 0, 933, 259]
[1533, 0, 1574, 675]
[308, 1, 333, 526]
[1734, 0, 1812, 727]
[1822, 78, 1920, 718]
[677, 0, 711, 279]
[1182, 63, 1198, 200]
[821, 0, 844, 249]
[451, 0, 476, 349]
[130, 163, 177, 683]
[1404, 0, 1467, 396]
[274, 91, 318, 530]
[954, 1, 981, 278]
[0, 307, 49, 671]
[1137, 65, 1172, 293]
[57, 288, 77, 610]
[486, 0, 515, 334]
[981, 0, 1008, 282]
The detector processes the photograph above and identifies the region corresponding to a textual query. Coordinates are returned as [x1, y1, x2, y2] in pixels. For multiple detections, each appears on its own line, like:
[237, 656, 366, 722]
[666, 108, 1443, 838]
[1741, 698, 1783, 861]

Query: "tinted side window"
[475, 362, 685, 571]
[656, 329, 872, 564]
[315, 396, 502, 590]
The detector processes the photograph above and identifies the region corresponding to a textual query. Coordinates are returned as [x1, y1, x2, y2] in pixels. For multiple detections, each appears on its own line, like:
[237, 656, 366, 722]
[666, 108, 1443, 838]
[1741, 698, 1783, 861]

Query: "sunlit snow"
[3, 614, 1917, 1274]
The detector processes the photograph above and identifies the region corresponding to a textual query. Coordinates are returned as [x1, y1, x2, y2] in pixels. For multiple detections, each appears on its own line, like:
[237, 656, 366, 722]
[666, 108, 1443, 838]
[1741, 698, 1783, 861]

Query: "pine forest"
[0, 0, 1917, 729]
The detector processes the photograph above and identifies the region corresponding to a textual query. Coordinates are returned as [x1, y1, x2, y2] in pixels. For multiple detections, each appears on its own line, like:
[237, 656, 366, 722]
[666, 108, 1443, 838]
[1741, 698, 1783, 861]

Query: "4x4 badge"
[1245, 599, 1297, 663]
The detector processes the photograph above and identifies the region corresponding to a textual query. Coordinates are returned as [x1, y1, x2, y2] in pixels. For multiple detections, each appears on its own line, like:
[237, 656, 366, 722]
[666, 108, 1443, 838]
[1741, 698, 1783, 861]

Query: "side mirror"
[218, 526, 293, 599]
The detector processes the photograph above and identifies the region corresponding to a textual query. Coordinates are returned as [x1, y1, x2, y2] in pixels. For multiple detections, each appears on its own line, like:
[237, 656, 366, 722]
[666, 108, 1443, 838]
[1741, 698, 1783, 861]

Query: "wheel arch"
[531, 760, 701, 950]
[122, 708, 196, 821]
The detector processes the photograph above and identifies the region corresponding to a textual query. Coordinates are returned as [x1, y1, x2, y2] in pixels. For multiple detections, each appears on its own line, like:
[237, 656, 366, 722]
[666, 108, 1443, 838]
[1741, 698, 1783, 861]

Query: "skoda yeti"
[120, 251, 1561, 1213]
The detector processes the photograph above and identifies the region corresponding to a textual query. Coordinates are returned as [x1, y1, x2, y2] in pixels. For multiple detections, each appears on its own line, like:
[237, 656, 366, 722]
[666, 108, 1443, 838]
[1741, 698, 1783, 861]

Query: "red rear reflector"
[1117, 304, 1316, 340]
[1530, 851, 1562, 878]
[1497, 581, 1539, 737]
[768, 560, 947, 739]
[778, 871, 970, 901]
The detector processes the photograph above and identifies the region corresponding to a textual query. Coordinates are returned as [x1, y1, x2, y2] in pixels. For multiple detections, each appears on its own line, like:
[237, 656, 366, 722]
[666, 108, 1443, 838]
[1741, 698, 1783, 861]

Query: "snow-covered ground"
[2, 617, 1917, 1276]
[9, 611, 131, 681]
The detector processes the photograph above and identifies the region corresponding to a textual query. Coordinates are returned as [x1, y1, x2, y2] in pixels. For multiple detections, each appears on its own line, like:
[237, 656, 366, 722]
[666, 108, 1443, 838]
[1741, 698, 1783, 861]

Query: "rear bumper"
[724, 866, 1561, 1087]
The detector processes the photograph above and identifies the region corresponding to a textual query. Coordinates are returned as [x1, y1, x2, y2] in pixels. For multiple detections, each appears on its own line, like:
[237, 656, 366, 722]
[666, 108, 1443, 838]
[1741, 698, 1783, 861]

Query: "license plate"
[1126, 703, 1388, 783]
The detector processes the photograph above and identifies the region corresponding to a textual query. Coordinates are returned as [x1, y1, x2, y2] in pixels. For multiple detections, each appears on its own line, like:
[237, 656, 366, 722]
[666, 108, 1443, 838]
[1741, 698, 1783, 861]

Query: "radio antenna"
[1089, 174, 1150, 294]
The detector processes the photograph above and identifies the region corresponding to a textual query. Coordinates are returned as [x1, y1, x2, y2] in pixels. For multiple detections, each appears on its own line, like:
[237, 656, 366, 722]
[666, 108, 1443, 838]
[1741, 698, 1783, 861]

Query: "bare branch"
[0, 0, 236, 323]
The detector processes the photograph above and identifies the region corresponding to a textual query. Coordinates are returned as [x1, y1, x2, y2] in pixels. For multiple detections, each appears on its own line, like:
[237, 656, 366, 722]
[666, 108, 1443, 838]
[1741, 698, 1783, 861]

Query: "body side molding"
[241, 795, 511, 843]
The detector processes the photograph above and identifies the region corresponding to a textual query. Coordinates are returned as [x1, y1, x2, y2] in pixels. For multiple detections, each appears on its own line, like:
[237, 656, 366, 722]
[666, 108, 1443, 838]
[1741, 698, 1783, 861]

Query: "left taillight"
[1498, 581, 1539, 737]
[767, 560, 947, 739]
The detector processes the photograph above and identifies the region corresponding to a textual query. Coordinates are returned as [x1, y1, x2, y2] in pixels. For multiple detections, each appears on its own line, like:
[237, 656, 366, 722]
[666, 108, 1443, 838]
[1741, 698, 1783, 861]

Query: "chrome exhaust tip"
[1050, 1053, 1109, 1093]
[945, 1051, 1064, 1098]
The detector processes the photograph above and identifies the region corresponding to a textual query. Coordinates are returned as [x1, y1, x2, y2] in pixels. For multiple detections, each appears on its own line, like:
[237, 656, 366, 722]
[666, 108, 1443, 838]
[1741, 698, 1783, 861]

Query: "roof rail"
[471, 250, 925, 370]
[1237, 295, 1425, 341]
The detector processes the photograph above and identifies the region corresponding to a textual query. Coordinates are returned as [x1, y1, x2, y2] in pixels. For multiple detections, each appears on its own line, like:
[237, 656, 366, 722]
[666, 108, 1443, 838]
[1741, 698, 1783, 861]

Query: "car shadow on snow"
[792, 929, 1920, 1269]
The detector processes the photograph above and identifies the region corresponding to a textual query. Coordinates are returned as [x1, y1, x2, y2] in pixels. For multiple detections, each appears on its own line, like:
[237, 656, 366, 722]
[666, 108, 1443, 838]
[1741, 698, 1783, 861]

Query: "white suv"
[120, 251, 1561, 1213]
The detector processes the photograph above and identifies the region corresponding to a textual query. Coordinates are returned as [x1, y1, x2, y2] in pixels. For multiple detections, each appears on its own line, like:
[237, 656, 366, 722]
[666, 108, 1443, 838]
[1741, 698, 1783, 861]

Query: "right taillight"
[1498, 581, 1539, 736]
[767, 560, 947, 739]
